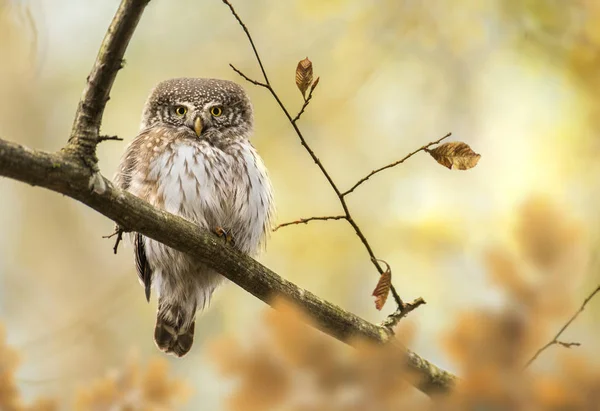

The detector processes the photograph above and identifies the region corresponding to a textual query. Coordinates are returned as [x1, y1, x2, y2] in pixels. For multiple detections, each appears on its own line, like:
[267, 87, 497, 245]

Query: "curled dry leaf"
[310, 76, 320, 93]
[295, 57, 313, 99]
[427, 141, 481, 170]
[372, 260, 392, 311]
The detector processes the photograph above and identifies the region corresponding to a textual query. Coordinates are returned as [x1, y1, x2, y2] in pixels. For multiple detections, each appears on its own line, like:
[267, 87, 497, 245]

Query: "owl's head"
[140, 78, 254, 141]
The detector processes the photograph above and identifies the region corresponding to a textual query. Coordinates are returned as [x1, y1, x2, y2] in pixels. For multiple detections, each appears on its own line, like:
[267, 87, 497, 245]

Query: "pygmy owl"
[114, 78, 274, 357]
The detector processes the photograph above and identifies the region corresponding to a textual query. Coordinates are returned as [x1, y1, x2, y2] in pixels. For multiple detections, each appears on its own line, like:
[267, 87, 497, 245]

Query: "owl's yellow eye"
[175, 106, 187, 117]
[210, 106, 223, 117]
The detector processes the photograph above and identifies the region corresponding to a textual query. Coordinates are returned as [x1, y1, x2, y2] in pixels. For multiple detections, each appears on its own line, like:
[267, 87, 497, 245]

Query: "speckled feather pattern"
[114, 78, 274, 356]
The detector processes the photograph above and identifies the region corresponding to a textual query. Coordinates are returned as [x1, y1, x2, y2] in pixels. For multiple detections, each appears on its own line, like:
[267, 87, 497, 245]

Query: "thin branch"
[229, 64, 268, 88]
[222, 0, 270, 85]
[274, 215, 346, 232]
[292, 79, 318, 123]
[66, 0, 150, 161]
[224, 2, 409, 310]
[525, 284, 600, 368]
[0, 137, 457, 394]
[556, 341, 581, 348]
[342, 132, 452, 197]
[103, 226, 124, 254]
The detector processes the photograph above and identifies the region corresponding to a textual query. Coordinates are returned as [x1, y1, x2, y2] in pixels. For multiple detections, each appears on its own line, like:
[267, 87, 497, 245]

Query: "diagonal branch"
[66, 0, 150, 162]
[230, 64, 407, 308]
[525, 283, 600, 368]
[224, 1, 410, 310]
[342, 132, 452, 197]
[0, 137, 457, 395]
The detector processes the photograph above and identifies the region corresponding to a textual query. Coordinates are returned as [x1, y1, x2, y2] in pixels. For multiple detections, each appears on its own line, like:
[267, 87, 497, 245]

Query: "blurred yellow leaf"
[427, 142, 481, 170]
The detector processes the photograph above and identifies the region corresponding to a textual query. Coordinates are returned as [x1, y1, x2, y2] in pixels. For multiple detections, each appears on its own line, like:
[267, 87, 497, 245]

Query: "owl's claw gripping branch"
[214, 226, 235, 246]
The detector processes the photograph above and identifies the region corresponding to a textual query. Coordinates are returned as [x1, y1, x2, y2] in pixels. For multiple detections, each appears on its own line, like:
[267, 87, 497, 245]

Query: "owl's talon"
[214, 227, 235, 245]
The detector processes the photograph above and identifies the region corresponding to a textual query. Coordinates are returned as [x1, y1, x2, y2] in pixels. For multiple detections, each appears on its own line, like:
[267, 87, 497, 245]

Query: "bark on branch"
[66, 0, 150, 164]
[0, 0, 457, 396]
[0, 139, 456, 394]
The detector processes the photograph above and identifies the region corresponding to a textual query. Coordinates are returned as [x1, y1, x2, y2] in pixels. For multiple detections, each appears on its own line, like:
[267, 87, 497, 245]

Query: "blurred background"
[1, 0, 599, 409]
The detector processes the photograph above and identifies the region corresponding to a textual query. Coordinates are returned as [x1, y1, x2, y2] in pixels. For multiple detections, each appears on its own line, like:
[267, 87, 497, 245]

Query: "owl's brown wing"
[114, 133, 154, 302]
[113, 130, 152, 191]
[134, 233, 153, 302]
[113, 145, 137, 191]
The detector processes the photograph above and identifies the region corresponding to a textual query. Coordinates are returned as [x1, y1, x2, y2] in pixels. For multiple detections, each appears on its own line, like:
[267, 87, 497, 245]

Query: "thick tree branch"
[0, 138, 456, 394]
[66, 0, 150, 163]
[525, 284, 600, 368]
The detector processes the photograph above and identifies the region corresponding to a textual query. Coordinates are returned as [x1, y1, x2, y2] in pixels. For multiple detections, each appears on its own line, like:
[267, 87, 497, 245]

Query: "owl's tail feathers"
[154, 304, 196, 358]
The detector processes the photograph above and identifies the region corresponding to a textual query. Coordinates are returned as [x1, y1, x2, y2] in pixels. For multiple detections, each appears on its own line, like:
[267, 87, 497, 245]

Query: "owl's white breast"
[145, 139, 273, 254]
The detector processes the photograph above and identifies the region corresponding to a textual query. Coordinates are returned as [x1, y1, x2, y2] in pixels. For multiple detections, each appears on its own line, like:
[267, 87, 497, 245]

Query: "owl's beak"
[193, 116, 203, 137]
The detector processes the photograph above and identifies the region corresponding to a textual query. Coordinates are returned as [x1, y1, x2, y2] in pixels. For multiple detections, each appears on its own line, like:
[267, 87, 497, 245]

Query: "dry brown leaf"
[372, 260, 392, 310]
[310, 76, 320, 93]
[427, 142, 481, 170]
[295, 57, 313, 99]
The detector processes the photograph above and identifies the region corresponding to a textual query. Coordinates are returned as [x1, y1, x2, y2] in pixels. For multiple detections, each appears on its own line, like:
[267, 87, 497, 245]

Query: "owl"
[114, 78, 274, 357]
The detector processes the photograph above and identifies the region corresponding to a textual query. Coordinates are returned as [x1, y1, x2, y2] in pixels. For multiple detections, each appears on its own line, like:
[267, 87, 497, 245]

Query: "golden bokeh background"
[1, 0, 599, 409]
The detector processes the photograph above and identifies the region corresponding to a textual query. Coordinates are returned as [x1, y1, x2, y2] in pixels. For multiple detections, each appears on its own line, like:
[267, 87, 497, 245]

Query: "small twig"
[292, 81, 318, 123]
[342, 132, 452, 197]
[98, 135, 124, 143]
[113, 231, 123, 254]
[525, 284, 600, 368]
[224, 0, 410, 309]
[229, 64, 268, 88]
[274, 215, 346, 231]
[103, 226, 124, 254]
[556, 341, 581, 348]
[379, 297, 427, 332]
